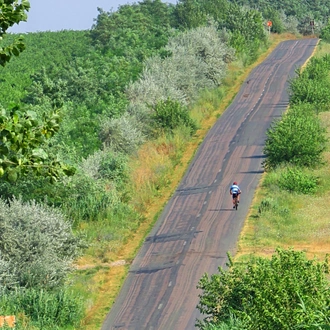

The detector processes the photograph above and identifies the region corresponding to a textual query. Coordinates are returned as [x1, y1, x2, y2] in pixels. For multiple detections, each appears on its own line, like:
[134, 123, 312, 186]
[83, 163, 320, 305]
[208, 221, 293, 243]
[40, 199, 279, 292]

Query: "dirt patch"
[75, 260, 126, 270]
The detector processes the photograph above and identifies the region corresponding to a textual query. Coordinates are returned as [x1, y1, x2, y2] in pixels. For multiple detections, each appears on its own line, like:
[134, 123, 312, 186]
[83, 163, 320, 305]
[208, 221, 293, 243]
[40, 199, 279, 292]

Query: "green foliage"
[151, 98, 197, 135]
[80, 149, 129, 183]
[320, 19, 330, 42]
[277, 166, 318, 194]
[263, 105, 327, 169]
[0, 30, 91, 106]
[233, 0, 330, 35]
[173, 0, 207, 29]
[0, 147, 132, 226]
[200, 314, 245, 329]
[173, 0, 267, 64]
[225, 3, 267, 62]
[0, 197, 83, 290]
[0, 0, 30, 66]
[0, 105, 75, 182]
[289, 55, 330, 108]
[52, 104, 103, 158]
[0, 287, 83, 329]
[91, 1, 173, 62]
[197, 248, 330, 330]
[263, 8, 285, 34]
[258, 197, 278, 214]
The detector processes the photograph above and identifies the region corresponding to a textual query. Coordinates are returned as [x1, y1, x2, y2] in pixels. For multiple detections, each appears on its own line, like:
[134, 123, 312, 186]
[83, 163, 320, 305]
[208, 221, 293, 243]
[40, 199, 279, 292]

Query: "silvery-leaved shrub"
[99, 113, 145, 154]
[126, 23, 235, 109]
[80, 148, 129, 185]
[0, 197, 82, 290]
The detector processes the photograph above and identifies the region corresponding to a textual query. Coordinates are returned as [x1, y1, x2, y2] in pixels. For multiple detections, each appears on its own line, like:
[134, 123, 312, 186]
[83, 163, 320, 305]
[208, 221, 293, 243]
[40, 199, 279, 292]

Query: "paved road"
[102, 38, 319, 330]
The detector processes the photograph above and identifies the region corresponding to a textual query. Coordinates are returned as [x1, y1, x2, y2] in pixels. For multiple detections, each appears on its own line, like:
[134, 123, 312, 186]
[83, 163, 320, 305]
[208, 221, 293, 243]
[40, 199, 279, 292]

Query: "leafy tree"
[173, 0, 207, 29]
[0, 30, 91, 107]
[280, 12, 299, 35]
[289, 55, 330, 112]
[263, 8, 285, 34]
[225, 3, 267, 62]
[197, 248, 330, 329]
[173, 0, 267, 63]
[91, 2, 173, 61]
[0, 0, 30, 66]
[0, 105, 75, 182]
[263, 105, 327, 169]
[0, 4, 76, 182]
[320, 19, 330, 41]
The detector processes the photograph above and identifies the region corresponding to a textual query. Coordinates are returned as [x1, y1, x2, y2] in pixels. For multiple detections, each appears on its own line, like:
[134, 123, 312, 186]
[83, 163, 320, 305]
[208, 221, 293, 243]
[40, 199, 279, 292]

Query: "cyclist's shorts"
[232, 193, 238, 199]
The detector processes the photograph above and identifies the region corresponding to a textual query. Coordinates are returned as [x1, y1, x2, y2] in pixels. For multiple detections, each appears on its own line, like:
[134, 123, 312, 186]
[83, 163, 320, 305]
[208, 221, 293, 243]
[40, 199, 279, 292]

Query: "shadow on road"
[240, 170, 264, 174]
[208, 208, 236, 212]
[241, 154, 266, 159]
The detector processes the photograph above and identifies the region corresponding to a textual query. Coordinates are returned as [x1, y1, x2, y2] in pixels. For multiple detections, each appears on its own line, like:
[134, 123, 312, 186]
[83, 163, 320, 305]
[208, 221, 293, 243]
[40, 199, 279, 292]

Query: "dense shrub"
[0, 198, 82, 290]
[60, 171, 121, 223]
[197, 248, 330, 329]
[289, 55, 330, 109]
[263, 105, 327, 169]
[277, 166, 318, 194]
[151, 99, 197, 135]
[320, 19, 330, 42]
[81, 149, 129, 183]
[99, 114, 146, 154]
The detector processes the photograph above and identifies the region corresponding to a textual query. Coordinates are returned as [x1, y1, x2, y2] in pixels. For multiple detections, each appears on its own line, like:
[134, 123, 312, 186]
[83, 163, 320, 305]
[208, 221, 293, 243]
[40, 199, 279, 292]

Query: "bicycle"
[233, 194, 239, 210]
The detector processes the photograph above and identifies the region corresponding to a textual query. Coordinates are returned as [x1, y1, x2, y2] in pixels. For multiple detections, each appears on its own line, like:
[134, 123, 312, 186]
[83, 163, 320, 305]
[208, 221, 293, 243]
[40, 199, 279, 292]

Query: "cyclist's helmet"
[233, 181, 237, 185]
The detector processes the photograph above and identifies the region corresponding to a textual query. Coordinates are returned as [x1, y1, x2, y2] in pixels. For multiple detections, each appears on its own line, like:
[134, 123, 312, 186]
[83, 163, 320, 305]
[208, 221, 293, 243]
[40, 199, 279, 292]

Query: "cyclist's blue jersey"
[230, 184, 240, 194]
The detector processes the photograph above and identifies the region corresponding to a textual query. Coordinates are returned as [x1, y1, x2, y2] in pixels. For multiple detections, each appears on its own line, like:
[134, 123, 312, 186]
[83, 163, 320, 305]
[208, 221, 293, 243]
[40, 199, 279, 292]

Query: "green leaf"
[31, 148, 48, 160]
[7, 169, 18, 182]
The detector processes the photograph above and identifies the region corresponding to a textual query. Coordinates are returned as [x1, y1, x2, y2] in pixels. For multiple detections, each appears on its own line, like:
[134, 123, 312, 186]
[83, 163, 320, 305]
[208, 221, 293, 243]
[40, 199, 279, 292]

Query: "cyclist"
[230, 181, 241, 208]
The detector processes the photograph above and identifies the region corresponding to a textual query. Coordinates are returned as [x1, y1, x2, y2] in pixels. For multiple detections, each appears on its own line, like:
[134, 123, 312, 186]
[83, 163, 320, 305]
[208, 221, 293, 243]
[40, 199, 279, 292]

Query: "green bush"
[200, 314, 246, 330]
[258, 197, 277, 214]
[60, 172, 120, 223]
[197, 248, 330, 330]
[99, 113, 145, 154]
[320, 20, 330, 42]
[278, 166, 318, 194]
[263, 105, 327, 169]
[152, 99, 197, 135]
[289, 55, 330, 109]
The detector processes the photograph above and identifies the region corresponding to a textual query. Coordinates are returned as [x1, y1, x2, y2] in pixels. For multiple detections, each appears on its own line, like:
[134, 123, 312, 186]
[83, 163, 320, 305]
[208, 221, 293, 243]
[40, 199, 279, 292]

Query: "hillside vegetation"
[0, 0, 329, 329]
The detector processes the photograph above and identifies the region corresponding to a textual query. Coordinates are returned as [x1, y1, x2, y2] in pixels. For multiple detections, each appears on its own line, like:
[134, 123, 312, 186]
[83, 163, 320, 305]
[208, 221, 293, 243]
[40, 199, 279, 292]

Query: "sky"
[9, 0, 177, 34]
